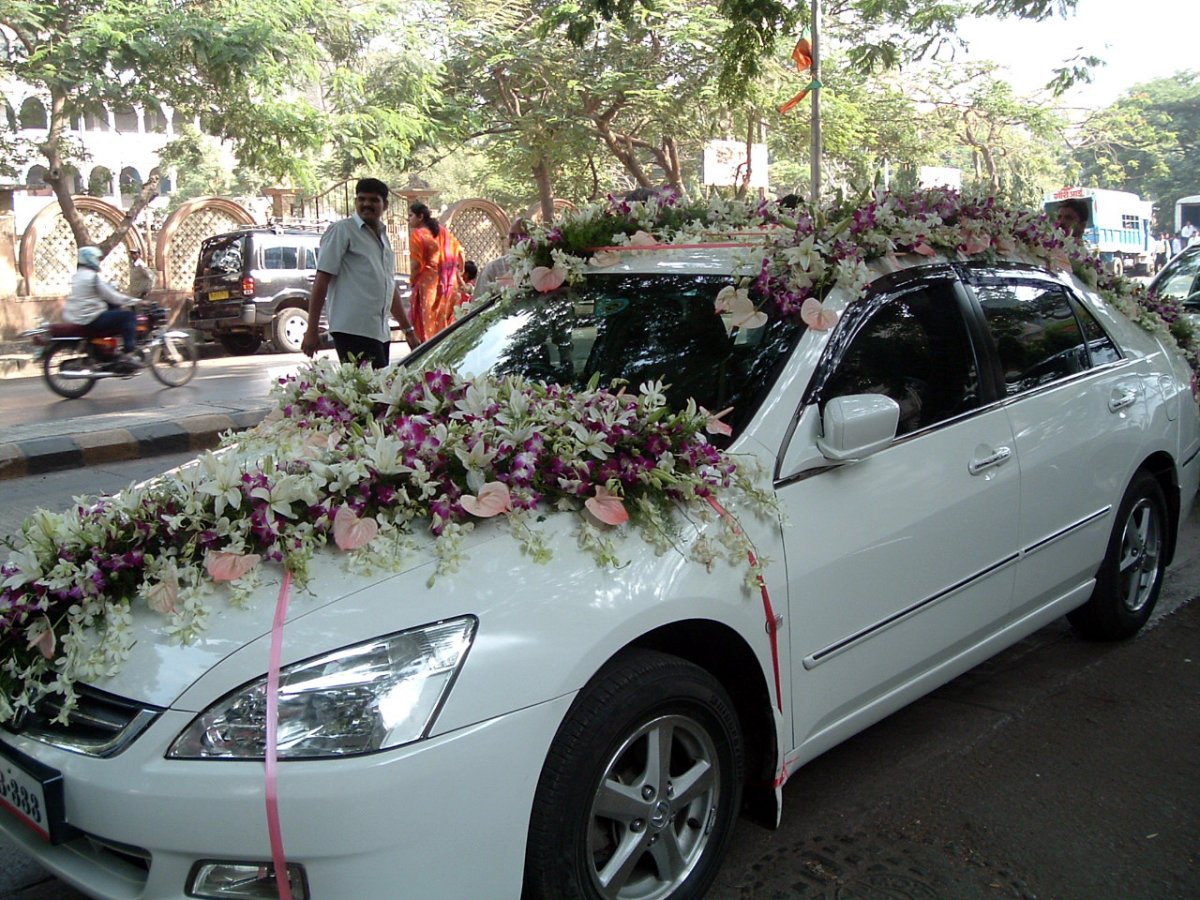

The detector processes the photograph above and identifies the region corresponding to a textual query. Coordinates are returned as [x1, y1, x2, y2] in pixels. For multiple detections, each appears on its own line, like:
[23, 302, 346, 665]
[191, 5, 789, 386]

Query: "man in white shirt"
[301, 178, 418, 368]
[127, 249, 157, 299]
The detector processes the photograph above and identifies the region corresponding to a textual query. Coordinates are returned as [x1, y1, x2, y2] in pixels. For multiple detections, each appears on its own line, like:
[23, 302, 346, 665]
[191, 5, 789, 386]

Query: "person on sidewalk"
[127, 248, 157, 299]
[64, 245, 142, 369]
[408, 201, 466, 342]
[301, 177, 418, 368]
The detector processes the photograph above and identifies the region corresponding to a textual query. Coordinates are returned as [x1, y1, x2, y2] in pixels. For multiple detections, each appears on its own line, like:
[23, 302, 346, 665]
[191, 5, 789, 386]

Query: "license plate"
[0, 738, 73, 844]
[207, 290, 230, 301]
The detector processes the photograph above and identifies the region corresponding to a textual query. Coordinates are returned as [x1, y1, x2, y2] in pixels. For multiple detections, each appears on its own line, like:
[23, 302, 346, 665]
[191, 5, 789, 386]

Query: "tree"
[0, 0, 437, 256]
[1072, 72, 1200, 229]
[555, 0, 1082, 98]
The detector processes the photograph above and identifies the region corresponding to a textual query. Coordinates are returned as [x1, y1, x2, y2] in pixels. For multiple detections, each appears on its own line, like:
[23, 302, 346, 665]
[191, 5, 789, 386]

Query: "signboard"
[703, 140, 768, 189]
[918, 166, 962, 190]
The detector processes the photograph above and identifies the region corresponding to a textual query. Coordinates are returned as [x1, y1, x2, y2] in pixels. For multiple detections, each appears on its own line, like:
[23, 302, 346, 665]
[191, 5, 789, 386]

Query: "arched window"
[18, 97, 47, 130]
[88, 166, 114, 197]
[62, 165, 84, 194]
[113, 103, 138, 132]
[26, 165, 48, 189]
[120, 167, 143, 197]
[84, 108, 110, 131]
[143, 103, 167, 133]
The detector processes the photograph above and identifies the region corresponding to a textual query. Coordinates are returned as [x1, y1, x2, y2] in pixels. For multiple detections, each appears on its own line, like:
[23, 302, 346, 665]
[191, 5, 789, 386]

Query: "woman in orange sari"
[408, 202, 464, 342]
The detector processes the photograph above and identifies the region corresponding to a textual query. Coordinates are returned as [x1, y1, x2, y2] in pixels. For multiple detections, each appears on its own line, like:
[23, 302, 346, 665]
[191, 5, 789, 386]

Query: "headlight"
[168, 617, 477, 759]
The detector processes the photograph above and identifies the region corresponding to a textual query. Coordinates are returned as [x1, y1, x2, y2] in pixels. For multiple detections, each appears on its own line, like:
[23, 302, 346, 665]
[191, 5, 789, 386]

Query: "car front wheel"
[1068, 470, 1167, 640]
[524, 649, 744, 900]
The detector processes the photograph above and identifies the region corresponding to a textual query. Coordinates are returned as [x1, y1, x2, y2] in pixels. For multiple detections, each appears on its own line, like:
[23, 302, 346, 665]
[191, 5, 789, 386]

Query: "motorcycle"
[25, 303, 198, 399]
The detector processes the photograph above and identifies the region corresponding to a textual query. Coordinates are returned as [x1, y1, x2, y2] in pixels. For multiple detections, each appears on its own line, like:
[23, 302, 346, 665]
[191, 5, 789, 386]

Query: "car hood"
[84, 525, 503, 711]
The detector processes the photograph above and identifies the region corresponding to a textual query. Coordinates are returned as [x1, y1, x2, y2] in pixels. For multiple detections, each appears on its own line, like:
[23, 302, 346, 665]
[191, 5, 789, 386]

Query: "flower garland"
[495, 186, 1198, 377]
[0, 365, 774, 723]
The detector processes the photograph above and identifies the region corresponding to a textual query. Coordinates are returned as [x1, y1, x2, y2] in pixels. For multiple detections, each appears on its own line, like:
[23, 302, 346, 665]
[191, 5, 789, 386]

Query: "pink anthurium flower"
[800, 297, 838, 331]
[460, 482, 513, 518]
[703, 406, 735, 437]
[629, 230, 658, 248]
[961, 232, 991, 255]
[912, 241, 937, 257]
[27, 618, 55, 660]
[531, 266, 567, 293]
[716, 286, 768, 329]
[589, 250, 622, 268]
[585, 486, 629, 526]
[146, 572, 180, 616]
[333, 506, 379, 550]
[205, 550, 261, 582]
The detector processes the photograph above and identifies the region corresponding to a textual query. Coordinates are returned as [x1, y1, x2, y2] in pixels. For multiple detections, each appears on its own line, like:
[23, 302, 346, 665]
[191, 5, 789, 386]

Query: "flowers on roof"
[491, 186, 1196, 376]
[0, 364, 774, 723]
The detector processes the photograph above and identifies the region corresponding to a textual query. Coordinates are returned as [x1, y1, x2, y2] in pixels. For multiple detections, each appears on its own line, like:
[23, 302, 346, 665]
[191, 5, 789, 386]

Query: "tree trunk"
[533, 159, 555, 224]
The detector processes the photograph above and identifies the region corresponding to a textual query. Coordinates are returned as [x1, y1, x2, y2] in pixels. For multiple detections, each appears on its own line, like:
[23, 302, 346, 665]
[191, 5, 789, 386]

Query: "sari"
[409, 225, 465, 342]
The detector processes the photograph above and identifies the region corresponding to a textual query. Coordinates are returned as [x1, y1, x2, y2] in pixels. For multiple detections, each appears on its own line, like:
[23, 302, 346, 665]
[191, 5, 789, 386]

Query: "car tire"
[1111, 256, 1124, 277]
[523, 648, 744, 900]
[218, 333, 262, 355]
[271, 306, 309, 354]
[1068, 471, 1167, 640]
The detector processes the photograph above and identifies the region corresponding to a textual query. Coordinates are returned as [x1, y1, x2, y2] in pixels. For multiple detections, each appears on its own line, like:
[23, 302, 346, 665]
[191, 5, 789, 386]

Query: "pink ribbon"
[265, 571, 293, 900]
[705, 496, 783, 711]
[587, 241, 762, 252]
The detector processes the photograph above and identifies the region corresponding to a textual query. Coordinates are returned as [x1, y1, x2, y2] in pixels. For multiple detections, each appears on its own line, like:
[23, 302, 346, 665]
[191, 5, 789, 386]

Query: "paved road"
[1, 453, 1197, 898]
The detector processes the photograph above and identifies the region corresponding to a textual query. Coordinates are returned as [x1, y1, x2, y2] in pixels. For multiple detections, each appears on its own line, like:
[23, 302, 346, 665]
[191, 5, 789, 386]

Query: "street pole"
[810, 0, 821, 203]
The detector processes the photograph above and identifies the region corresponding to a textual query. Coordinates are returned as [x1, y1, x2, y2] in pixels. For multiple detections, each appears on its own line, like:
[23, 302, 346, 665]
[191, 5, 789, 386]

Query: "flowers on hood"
[0, 365, 772, 722]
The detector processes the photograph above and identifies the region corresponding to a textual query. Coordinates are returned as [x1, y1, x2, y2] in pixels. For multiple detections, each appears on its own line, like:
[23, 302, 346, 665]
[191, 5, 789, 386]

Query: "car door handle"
[1108, 387, 1138, 412]
[305, 274, 316, 283]
[968, 446, 1012, 475]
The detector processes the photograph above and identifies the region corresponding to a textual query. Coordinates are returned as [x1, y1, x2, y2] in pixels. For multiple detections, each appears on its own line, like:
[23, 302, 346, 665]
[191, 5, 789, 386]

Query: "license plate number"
[0, 739, 71, 843]
[208, 290, 230, 301]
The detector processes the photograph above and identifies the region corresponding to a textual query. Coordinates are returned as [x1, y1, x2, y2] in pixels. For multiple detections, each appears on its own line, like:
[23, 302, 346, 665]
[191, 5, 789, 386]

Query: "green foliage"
[1073, 72, 1200, 230]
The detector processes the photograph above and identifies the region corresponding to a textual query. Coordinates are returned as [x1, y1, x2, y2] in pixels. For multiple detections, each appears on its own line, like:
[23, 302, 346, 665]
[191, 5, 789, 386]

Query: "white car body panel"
[3, 251, 1198, 900]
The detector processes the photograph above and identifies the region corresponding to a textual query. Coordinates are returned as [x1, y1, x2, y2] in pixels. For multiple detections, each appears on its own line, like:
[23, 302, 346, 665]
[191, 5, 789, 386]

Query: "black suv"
[189, 226, 410, 355]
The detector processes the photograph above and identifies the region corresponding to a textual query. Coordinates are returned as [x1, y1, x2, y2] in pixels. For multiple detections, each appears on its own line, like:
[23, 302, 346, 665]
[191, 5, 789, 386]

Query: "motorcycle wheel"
[149, 334, 198, 387]
[43, 343, 97, 399]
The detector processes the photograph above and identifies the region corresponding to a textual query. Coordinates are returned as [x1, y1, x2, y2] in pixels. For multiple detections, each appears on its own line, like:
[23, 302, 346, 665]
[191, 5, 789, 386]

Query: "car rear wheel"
[218, 332, 262, 355]
[1068, 471, 1167, 640]
[523, 649, 744, 900]
[271, 306, 309, 354]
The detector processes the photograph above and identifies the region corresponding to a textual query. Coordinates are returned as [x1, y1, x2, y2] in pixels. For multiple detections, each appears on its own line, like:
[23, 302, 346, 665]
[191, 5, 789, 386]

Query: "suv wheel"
[219, 333, 262, 356]
[272, 306, 310, 354]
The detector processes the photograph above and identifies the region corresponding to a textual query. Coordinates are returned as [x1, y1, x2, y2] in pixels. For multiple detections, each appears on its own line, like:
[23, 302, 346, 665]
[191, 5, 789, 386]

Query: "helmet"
[77, 246, 102, 270]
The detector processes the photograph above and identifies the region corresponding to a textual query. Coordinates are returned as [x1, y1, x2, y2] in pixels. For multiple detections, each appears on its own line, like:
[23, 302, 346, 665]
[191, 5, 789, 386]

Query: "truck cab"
[1044, 187, 1154, 276]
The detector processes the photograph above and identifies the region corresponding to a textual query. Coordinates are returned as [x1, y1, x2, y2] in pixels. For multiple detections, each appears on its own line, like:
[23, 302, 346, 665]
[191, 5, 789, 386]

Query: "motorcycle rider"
[64, 246, 143, 369]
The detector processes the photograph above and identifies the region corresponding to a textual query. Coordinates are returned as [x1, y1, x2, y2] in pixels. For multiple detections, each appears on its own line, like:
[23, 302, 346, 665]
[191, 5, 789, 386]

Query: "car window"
[200, 235, 245, 276]
[975, 282, 1090, 395]
[264, 245, 300, 270]
[303, 246, 318, 270]
[1153, 251, 1200, 306]
[1069, 295, 1123, 367]
[820, 277, 981, 436]
[417, 274, 807, 439]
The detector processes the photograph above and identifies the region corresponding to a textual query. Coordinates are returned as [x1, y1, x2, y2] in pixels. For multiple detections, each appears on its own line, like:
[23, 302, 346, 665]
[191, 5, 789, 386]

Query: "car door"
[965, 271, 1150, 617]
[777, 269, 1021, 751]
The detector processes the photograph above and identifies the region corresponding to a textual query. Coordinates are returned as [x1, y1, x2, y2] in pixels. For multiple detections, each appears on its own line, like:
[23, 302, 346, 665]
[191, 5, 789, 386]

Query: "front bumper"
[0, 692, 573, 899]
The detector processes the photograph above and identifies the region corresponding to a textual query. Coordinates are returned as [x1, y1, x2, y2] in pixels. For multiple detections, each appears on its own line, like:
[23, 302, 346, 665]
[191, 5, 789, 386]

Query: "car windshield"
[416, 273, 807, 437]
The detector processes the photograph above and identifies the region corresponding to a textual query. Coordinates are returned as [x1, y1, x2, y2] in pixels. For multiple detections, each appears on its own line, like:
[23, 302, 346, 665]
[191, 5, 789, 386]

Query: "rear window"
[197, 235, 246, 276]
[417, 274, 806, 437]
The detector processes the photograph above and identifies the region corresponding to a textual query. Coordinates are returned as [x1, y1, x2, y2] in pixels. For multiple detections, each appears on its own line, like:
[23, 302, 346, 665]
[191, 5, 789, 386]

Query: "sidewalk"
[0, 340, 271, 481]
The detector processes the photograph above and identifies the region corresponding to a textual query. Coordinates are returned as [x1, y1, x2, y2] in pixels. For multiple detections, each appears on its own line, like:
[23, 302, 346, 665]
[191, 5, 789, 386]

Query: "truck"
[1043, 187, 1154, 276]
[1176, 195, 1200, 237]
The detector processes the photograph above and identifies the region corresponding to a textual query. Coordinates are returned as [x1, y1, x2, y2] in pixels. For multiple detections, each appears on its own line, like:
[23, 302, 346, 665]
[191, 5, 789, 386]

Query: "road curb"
[0, 407, 271, 481]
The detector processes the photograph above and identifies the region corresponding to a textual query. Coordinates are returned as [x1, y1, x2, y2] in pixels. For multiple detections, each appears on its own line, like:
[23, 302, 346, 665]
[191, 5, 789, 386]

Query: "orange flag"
[779, 37, 815, 115]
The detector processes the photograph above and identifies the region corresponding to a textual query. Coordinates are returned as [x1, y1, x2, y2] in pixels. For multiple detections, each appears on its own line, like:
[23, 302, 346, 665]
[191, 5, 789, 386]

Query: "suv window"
[820, 276, 981, 436]
[263, 245, 301, 270]
[975, 282, 1092, 394]
[418, 273, 807, 438]
[1153, 250, 1200, 306]
[303, 246, 318, 270]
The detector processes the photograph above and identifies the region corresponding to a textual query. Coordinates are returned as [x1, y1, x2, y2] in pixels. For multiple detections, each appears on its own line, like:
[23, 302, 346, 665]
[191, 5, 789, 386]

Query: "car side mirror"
[816, 394, 900, 461]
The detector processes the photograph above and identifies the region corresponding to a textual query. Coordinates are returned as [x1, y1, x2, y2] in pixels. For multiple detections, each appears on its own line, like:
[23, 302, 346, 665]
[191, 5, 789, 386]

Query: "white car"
[2, 196, 1199, 900]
